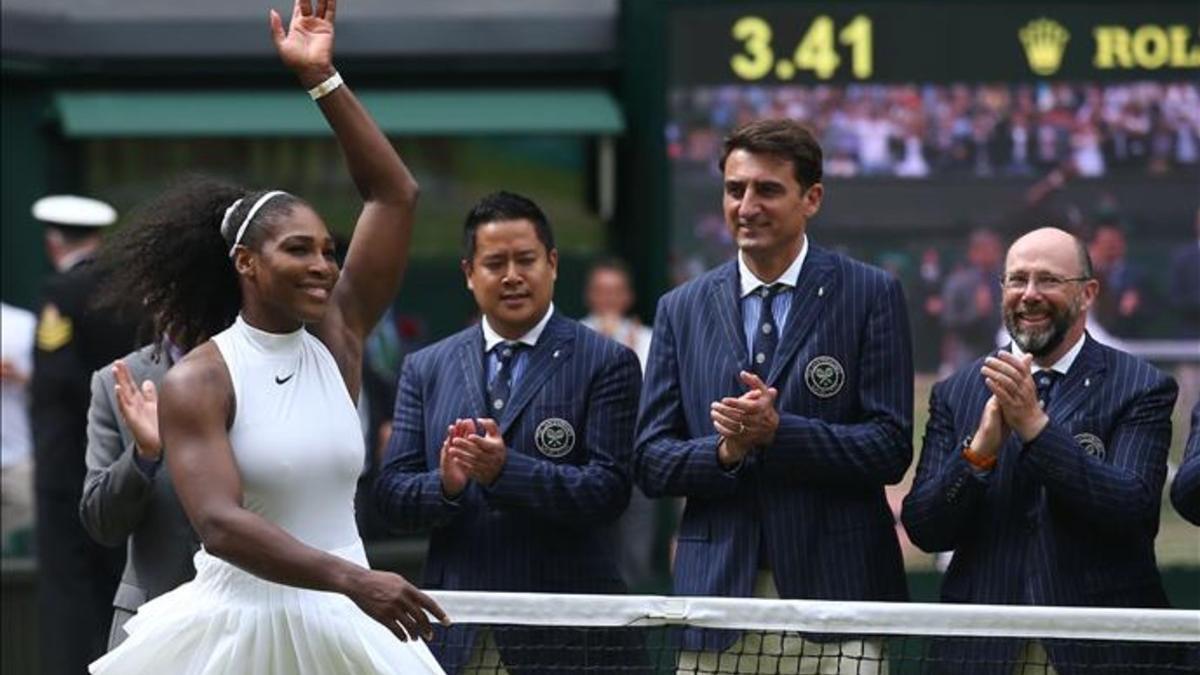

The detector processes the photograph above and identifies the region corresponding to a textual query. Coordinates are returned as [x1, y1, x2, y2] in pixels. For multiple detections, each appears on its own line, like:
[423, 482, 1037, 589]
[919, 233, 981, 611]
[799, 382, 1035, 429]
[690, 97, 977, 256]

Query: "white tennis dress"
[90, 316, 445, 675]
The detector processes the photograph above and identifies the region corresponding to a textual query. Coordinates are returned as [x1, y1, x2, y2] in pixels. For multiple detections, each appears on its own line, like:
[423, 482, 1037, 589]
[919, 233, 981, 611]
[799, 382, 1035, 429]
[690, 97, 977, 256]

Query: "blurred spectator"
[30, 195, 142, 674]
[1168, 210, 1200, 339]
[1002, 110, 1036, 175]
[1168, 211, 1200, 425]
[581, 258, 652, 367]
[1089, 222, 1146, 338]
[1, 301, 37, 555]
[940, 229, 1003, 374]
[913, 247, 945, 373]
[580, 258, 660, 590]
[854, 106, 896, 175]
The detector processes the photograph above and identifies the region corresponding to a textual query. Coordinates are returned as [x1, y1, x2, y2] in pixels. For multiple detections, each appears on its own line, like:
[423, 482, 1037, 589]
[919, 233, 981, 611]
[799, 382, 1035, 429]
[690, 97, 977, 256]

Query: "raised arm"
[160, 346, 446, 641]
[270, 0, 419, 350]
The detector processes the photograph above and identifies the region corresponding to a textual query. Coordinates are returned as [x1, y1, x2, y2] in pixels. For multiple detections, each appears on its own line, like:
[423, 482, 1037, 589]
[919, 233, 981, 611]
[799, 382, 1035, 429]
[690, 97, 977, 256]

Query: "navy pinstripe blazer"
[374, 310, 639, 591]
[635, 247, 913, 624]
[901, 336, 1178, 674]
[1170, 401, 1200, 526]
[374, 311, 644, 672]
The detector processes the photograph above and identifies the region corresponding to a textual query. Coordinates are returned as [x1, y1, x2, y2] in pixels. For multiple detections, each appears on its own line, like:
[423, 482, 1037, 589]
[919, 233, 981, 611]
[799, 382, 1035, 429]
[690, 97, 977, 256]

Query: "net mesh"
[423, 591, 1200, 674]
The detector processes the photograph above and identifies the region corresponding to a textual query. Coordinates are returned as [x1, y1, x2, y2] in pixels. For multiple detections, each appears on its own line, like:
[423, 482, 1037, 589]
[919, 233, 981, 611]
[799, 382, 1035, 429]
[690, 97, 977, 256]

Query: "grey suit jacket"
[79, 343, 198, 623]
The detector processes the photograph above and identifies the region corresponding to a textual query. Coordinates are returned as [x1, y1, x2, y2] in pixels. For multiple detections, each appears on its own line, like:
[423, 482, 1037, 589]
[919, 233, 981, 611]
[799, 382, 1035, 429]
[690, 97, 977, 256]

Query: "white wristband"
[307, 71, 343, 101]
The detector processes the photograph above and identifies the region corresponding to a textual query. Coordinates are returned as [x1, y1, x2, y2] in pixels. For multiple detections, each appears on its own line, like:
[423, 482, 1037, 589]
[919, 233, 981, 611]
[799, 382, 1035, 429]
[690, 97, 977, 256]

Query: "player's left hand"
[982, 351, 1048, 442]
[449, 418, 507, 486]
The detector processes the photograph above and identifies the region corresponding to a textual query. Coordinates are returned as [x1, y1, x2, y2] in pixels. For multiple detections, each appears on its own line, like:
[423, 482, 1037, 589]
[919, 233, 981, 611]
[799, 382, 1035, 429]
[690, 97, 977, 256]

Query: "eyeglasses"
[999, 273, 1091, 293]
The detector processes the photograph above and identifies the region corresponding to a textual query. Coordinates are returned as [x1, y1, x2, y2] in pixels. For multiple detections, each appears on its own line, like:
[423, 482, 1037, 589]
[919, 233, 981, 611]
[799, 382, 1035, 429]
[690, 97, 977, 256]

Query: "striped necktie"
[487, 341, 524, 414]
[750, 284, 786, 378]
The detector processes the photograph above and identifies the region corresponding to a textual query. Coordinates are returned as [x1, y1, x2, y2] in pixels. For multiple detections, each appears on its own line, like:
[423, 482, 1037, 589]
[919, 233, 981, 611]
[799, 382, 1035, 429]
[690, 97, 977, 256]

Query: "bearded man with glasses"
[902, 227, 1180, 675]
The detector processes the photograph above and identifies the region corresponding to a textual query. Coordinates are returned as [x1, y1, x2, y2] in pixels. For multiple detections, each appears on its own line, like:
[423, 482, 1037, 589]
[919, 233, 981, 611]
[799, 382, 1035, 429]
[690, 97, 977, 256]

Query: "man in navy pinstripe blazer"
[374, 192, 645, 674]
[1171, 401, 1200, 526]
[1170, 403, 1200, 671]
[902, 227, 1179, 675]
[635, 119, 913, 671]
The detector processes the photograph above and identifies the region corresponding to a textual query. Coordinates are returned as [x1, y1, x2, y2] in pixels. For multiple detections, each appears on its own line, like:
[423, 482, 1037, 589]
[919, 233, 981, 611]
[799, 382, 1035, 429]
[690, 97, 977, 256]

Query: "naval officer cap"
[32, 195, 117, 228]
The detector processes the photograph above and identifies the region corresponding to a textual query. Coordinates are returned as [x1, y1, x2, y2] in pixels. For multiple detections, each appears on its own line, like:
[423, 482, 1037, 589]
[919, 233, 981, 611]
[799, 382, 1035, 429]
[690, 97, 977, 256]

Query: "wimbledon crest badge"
[535, 418, 576, 458]
[1074, 432, 1106, 460]
[804, 355, 846, 399]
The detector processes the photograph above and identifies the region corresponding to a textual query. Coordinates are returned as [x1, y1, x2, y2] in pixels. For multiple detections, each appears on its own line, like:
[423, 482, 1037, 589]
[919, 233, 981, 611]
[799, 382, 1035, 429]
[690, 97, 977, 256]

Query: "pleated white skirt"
[89, 540, 445, 675]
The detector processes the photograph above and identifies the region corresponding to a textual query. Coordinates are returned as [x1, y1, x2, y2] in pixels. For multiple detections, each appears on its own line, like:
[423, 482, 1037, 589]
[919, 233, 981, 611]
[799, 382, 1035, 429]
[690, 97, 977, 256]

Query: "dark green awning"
[54, 90, 624, 137]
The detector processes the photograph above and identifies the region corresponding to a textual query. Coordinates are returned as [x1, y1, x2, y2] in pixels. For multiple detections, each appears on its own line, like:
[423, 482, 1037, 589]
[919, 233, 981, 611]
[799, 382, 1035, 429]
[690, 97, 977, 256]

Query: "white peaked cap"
[32, 195, 118, 228]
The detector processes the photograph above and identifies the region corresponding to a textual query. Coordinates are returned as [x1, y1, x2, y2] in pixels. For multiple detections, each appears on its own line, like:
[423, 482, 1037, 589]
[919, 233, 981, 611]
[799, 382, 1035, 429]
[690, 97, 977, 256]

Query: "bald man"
[902, 228, 1179, 675]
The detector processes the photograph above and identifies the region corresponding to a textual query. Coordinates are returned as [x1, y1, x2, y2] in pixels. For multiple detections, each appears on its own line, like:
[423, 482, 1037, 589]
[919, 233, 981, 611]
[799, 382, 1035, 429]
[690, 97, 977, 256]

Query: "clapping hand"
[982, 352, 1048, 441]
[967, 395, 1009, 464]
[113, 360, 162, 461]
[439, 419, 475, 498]
[710, 370, 779, 467]
[448, 418, 508, 486]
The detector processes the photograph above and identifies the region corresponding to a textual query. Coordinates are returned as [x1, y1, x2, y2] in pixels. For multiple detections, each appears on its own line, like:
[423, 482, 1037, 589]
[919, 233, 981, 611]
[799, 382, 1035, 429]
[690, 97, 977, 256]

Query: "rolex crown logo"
[1019, 18, 1070, 76]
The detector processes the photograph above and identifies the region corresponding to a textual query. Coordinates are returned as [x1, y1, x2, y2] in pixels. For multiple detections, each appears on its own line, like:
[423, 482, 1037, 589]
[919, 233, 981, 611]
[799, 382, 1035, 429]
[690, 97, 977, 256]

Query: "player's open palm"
[269, 0, 336, 76]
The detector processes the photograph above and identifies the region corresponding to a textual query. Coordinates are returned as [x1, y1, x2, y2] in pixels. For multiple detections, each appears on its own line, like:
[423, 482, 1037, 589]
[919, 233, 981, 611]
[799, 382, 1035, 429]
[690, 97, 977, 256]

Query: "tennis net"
[423, 591, 1200, 674]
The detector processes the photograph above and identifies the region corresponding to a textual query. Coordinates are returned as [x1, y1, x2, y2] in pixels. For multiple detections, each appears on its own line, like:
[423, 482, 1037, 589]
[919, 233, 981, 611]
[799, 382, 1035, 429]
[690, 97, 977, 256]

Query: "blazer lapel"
[709, 261, 749, 373]
[767, 246, 837, 387]
[499, 313, 574, 435]
[1046, 335, 1105, 423]
[456, 329, 489, 419]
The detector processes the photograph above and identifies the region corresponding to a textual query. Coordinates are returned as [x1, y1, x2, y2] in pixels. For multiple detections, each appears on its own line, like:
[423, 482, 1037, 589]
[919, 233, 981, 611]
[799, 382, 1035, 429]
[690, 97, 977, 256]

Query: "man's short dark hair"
[719, 119, 824, 189]
[1074, 235, 1094, 279]
[462, 191, 555, 260]
[587, 256, 633, 283]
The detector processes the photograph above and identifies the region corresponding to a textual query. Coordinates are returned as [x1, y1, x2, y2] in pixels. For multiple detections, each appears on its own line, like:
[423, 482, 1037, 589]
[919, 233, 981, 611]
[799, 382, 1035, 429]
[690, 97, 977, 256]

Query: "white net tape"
[427, 591, 1200, 643]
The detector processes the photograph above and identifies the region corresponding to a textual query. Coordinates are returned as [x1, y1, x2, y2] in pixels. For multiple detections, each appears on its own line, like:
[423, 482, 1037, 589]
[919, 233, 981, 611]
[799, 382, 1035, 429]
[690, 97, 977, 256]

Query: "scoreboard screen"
[669, 3, 1199, 86]
[661, 1, 1199, 328]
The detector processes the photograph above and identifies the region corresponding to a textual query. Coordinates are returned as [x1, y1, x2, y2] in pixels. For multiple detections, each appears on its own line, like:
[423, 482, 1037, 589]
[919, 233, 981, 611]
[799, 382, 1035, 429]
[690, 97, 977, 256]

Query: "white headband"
[223, 190, 287, 257]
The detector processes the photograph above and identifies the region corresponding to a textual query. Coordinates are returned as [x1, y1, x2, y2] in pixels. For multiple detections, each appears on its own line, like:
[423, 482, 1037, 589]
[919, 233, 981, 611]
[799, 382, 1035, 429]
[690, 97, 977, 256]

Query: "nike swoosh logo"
[274, 373, 294, 385]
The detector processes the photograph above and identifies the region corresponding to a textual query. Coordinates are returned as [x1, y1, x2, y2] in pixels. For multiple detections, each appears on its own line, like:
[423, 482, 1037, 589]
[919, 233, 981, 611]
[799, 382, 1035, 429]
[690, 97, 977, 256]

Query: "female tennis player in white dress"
[88, 1, 448, 672]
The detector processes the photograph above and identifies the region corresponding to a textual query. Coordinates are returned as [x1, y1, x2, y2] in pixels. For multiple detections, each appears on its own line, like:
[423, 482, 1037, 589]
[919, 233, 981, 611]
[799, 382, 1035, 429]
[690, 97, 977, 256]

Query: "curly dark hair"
[94, 174, 303, 352]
